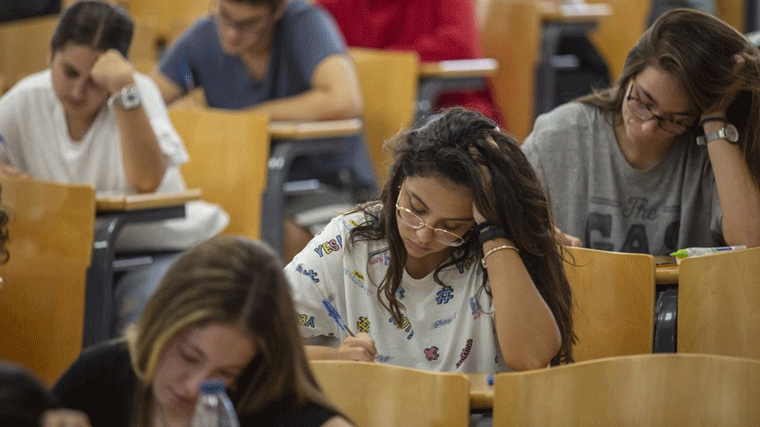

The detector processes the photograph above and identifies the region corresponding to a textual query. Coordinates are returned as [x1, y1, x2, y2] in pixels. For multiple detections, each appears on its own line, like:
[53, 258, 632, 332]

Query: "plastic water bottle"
[190, 380, 241, 427]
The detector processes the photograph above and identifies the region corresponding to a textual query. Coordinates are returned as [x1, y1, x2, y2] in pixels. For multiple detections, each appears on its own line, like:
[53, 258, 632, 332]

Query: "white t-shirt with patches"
[286, 209, 509, 373]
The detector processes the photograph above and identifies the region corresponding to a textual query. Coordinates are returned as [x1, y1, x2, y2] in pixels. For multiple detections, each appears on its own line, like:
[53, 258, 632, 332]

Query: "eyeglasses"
[215, 11, 271, 34]
[625, 81, 693, 135]
[395, 194, 473, 247]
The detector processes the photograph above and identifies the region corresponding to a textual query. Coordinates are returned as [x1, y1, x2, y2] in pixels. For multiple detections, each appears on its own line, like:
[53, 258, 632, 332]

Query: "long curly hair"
[347, 107, 575, 365]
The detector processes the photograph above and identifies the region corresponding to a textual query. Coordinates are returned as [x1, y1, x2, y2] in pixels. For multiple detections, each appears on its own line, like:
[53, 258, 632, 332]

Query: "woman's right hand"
[40, 409, 92, 427]
[337, 333, 377, 362]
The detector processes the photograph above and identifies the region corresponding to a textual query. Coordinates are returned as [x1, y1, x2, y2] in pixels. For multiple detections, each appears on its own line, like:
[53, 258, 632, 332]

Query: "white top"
[0, 70, 228, 251]
[286, 209, 509, 373]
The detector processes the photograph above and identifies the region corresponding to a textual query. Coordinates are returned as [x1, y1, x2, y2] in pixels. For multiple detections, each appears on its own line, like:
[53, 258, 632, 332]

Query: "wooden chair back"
[0, 16, 58, 93]
[493, 353, 760, 426]
[348, 48, 419, 185]
[309, 360, 470, 427]
[564, 247, 655, 361]
[0, 178, 95, 385]
[678, 246, 760, 359]
[480, 0, 541, 141]
[170, 108, 269, 239]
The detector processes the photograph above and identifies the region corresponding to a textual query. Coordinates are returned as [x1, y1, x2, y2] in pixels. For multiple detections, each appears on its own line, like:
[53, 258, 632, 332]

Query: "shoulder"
[533, 102, 601, 131]
[2, 70, 55, 104]
[524, 102, 606, 151]
[282, 0, 338, 29]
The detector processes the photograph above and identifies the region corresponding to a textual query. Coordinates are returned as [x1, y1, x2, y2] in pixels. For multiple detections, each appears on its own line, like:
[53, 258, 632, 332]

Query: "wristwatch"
[696, 123, 739, 146]
[107, 84, 142, 110]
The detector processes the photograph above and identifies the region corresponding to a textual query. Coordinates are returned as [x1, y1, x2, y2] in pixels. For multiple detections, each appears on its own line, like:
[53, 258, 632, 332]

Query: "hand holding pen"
[321, 298, 377, 362]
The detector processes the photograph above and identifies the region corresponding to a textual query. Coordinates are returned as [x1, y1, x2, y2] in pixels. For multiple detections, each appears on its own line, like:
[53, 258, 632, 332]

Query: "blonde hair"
[126, 235, 339, 425]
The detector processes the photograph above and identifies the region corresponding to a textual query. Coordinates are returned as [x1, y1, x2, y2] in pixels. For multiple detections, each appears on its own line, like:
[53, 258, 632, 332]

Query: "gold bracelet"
[481, 244, 519, 268]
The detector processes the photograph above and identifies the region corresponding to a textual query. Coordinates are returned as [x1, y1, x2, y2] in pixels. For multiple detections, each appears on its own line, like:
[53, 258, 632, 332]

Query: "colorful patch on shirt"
[295, 265, 319, 283]
[469, 296, 484, 320]
[375, 354, 393, 363]
[368, 250, 390, 267]
[456, 338, 474, 368]
[357, 316, 371, 333]
[424, 346, 440, 361]
[455, 254, 476, 274]
[313, 235, 343, 257]
[430, 313, 457, 330]
[436, 286, 454, 304]
[344, 268, 372, 295]
[298, 313, 315, 328]
[389, 315, 415, 340]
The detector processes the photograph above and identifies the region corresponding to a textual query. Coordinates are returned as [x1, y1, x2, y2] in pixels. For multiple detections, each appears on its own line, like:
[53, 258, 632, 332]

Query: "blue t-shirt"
[158, 1, 376, 189]
[159, 0, 344, 109]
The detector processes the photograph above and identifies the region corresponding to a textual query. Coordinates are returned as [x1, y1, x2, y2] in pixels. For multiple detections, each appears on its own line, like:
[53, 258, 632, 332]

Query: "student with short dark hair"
[151, 0, 376, 262]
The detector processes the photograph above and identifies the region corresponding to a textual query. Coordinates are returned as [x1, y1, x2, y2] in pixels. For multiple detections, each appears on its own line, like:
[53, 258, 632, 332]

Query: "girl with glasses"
[286, 107, 574, 372]
[522, 9, 760, 256]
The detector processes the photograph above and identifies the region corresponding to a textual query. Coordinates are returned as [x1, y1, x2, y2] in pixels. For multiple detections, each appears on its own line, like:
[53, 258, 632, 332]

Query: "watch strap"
[478, 222, 508, 245]
[107, 83, 141, 110]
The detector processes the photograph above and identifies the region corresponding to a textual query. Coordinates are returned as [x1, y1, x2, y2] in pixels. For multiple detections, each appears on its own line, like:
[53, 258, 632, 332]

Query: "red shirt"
[317, 0, 503, 125]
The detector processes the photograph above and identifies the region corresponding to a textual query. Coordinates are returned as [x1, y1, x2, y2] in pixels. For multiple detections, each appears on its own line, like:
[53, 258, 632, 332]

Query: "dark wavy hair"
[50, 0, 134, 57]
[347, 107, 574, 365]
[577, 8, 760, 185]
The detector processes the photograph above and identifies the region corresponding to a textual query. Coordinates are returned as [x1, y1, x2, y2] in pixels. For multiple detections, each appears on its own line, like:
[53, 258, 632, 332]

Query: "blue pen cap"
[200, 379, 225, 395]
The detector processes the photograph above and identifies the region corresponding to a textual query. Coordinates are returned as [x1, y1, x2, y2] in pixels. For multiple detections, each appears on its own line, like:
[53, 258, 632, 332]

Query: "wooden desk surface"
[418, 58, 498, 79]
[538, 2, 612, 22]
[268, 118, 363, 140]
[465, 372, 494, 410]
[96, 188, 202, 212]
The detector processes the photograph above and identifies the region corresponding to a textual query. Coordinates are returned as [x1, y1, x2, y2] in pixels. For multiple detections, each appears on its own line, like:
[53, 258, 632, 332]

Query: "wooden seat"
[564, 247, 655, 361]
[348, 48, 419, 185]
[493, 353, 760, 426]
[0, 178, 95, 385]
[170, 108, 270, 239]
[309, 360, 470, 427]
[678, 246, 760, 359]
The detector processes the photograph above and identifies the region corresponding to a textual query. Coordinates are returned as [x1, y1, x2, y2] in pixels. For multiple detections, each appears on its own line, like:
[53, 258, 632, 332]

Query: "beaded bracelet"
[481, 244, 519, 268]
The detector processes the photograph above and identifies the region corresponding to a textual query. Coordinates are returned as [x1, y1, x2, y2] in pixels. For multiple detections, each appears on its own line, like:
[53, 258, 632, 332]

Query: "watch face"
[724, 124, 739, 143]
[121, 86, 141, 109]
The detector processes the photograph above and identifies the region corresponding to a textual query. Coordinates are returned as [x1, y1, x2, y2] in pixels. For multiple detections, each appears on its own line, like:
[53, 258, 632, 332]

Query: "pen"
[321, 298, 356, 337]
[671, 246, 746, 259]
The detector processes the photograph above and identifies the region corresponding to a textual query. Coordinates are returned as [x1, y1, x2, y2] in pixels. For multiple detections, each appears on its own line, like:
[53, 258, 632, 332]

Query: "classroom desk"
[465, 372, 494, 410]
[262, 119, 367, 255]
[481, 1, 611, 140]
[416, 58, 498, 121]
[655, 258, 679, 286]
[82, 189, 201, 348]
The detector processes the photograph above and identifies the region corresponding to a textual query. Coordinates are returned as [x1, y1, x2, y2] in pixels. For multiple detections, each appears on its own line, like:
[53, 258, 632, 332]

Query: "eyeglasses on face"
[215, 10, 270, 34]
[395, 192, 472, 247]
[625, 81, 693, 135]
